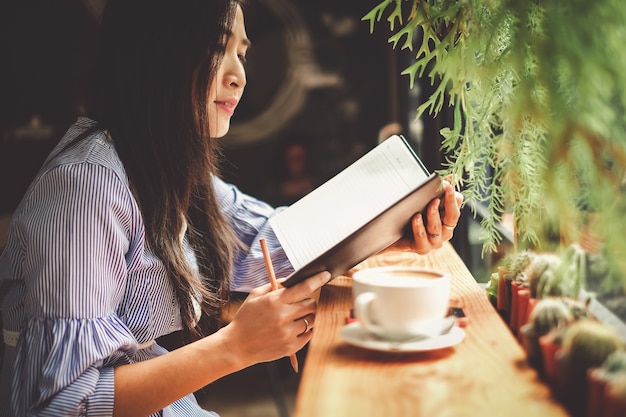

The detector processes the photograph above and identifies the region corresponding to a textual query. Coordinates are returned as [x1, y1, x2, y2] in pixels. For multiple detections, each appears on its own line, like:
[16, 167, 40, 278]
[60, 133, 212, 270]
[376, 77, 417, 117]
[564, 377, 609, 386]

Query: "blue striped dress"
[0, 117, 294, 416]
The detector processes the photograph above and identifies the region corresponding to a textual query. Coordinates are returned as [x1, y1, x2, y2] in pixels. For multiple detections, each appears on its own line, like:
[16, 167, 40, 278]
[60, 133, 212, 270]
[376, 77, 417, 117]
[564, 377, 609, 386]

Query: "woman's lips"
[215, 99, 237, 116]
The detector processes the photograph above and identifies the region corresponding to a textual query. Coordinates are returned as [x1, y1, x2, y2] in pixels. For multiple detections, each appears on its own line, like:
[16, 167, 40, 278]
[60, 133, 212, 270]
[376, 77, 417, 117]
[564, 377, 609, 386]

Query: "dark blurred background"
[0, 0, 478, 268]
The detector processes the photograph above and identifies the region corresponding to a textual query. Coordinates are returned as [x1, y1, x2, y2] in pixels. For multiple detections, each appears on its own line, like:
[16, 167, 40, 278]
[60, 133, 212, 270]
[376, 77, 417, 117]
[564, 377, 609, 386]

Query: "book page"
[270, 135, 430, 270]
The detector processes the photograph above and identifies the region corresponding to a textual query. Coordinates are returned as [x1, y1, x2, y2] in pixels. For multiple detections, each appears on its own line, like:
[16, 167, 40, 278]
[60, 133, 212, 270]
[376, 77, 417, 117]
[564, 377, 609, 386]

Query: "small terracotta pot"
[510, 281, 522, 334]
[525, 297, 538, 327]
[520, 323, 543, 375]
[604, 381, 626, 417]
[539, 332, 562, 388]
[586, 368, 607, 417]
[516, 289, 531, 339]
[497, 267, 511, 323]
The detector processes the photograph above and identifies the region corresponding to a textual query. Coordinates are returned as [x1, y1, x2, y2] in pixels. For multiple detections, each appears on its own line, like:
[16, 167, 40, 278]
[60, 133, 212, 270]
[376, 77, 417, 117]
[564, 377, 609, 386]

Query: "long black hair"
[85, 0, 242, 339]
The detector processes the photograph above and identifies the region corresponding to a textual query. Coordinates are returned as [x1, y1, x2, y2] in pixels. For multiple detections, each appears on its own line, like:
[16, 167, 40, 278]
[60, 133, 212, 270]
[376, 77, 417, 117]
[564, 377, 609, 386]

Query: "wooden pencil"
[259, 238, 299, 373]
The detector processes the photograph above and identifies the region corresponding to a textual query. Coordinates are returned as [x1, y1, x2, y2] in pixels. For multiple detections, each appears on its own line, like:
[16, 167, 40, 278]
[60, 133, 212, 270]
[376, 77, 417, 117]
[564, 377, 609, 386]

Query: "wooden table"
[293, 242, 570, 417]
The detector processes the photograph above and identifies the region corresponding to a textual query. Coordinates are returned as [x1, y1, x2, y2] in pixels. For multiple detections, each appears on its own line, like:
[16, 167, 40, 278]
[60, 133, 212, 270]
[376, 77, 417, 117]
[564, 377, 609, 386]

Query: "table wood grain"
[293, 242, 569, 417]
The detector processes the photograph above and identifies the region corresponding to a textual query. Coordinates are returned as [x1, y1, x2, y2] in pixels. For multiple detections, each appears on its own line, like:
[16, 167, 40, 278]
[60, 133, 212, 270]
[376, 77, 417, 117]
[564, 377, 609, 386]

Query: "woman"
[0, 0, 462, 416]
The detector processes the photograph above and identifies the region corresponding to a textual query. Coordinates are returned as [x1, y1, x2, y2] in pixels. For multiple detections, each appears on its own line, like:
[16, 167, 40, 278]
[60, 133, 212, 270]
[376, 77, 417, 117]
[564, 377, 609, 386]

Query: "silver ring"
[427, 233, 440, 239]
[442, 223, 456, 230]
[301, 318, 312, 335]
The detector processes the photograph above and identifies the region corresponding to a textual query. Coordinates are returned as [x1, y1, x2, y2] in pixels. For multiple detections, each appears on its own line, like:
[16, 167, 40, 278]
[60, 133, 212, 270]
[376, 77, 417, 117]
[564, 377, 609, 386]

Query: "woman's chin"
[210, 124, 231, 139]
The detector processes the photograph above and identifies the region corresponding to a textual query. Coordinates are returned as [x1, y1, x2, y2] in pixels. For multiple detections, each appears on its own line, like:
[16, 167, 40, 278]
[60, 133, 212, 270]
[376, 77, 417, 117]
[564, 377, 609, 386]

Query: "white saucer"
[340, 322, 465, 352]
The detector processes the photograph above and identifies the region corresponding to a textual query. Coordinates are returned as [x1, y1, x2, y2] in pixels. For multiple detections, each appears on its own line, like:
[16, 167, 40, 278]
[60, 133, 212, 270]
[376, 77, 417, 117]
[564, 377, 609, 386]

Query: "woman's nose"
[224, 62, 246, 90]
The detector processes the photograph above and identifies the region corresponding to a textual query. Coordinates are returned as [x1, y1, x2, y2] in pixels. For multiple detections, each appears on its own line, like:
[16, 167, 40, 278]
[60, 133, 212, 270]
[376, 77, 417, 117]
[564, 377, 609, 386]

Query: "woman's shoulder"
[46, 117, 127, 181]
[11, 118, 137, 221]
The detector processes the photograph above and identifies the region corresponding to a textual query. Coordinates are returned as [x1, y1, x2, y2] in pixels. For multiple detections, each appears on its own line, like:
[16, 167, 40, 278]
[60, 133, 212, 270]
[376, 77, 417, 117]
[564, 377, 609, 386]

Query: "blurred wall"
[0, 0, 410, 214]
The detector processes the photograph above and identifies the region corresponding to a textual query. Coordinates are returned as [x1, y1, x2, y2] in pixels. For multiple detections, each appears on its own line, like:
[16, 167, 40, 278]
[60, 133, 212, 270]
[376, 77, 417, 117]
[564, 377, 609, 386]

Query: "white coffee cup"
[352, 266, 450, 341]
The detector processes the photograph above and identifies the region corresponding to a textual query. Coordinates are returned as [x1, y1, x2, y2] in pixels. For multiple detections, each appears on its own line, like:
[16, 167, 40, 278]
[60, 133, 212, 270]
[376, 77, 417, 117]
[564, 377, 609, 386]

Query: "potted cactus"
[587, 350, 626, 417]
[497, 250, 534, 324]
[526, 253, 562, 300]
[556, 320, 624, 417]
[520, 297, 574, 378]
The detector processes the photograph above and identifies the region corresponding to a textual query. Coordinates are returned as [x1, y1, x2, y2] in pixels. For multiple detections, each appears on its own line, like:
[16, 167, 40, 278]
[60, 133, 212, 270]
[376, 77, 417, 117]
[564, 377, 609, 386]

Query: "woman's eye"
[238, 54, 247, 64]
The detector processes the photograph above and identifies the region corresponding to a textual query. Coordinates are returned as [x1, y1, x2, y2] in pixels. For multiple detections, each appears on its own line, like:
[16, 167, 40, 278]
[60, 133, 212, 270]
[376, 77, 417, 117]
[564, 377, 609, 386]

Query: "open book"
[271, 135, 443, 287]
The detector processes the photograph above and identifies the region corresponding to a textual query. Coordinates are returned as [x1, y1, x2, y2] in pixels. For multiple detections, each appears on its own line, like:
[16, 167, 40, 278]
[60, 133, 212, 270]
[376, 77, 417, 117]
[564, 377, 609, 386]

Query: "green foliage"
[599, 352, 626, 400]
[364, 0, 626, 288]
[525, 252, 562, 298]
[543, 244, 587, 299]
[600, 350, 626, 377]
[528, 297, 573, 336]
[485, 271, 499, 305]
[501, 249, 534, 282]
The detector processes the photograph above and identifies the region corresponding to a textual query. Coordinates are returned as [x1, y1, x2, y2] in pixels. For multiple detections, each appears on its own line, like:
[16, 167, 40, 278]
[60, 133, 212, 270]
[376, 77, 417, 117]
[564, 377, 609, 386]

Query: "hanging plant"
[364, 0, 626, 288]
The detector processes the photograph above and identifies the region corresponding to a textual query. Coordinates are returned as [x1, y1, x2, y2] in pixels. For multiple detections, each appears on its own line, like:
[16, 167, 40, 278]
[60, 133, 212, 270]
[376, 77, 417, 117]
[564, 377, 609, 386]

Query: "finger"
[441, 184, 462, 238]
[294, 327, 314, 348]
[455, 191, 464, 208]
[441, 175, 463, 210]
[443, 183, 461, 220]
[247, 281, 277, 298]
[424, 198, 444, 248]
[267, 297, 317, 334]
[282, 271, 331, 304]
[411, 213, 432, 255]
[295, 313, 316, 337]
[425, 197, 442, 231]
[292, 297, 317, 320]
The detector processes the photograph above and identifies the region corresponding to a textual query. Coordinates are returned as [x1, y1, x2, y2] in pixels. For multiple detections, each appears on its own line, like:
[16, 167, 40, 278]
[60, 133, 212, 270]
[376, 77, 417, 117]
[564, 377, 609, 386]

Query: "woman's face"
[208, 5, 250, 138]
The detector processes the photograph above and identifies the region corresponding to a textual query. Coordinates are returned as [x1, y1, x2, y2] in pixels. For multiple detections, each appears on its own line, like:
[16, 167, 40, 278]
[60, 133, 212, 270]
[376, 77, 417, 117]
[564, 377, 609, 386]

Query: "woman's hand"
[220, 270, 331, 368]
[403, 177, 464, 254]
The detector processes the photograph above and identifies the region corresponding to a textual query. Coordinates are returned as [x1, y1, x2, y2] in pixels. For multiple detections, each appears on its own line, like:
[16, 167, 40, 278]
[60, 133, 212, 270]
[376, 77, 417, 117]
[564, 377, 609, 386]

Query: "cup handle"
[354, 292, 380, 335]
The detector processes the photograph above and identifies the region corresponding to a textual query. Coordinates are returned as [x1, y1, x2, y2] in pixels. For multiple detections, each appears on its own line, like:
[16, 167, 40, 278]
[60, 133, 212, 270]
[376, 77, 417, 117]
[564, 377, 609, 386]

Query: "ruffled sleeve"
[212, 176, 294, 292]
[9, 159, 142, 416]
[14, 316, 135, 416]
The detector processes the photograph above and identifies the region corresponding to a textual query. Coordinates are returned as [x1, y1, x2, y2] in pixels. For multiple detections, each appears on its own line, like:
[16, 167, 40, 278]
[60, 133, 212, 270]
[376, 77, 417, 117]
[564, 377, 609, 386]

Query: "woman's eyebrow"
[225, 29, 252, 48]
[238, 33, 252, 48]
